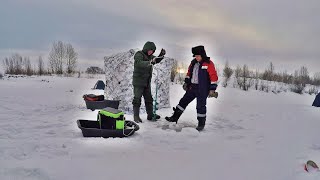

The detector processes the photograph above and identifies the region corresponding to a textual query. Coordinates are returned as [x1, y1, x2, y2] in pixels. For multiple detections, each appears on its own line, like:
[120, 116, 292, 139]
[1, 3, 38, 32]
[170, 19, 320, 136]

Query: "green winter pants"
[132, 86, 153, 114]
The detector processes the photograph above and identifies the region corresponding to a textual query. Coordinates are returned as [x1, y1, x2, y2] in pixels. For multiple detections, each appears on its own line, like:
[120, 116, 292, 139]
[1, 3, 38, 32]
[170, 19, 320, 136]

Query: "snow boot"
[133, 106, 142, 123]
[165, 107, 183, 124]
[146, 103, 160, 121]
[147, 114, 161, 121]
[196, 117, 206, 131]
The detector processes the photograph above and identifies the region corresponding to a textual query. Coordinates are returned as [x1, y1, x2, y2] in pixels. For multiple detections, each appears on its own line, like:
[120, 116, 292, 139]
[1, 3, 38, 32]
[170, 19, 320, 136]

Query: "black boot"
[165, 107, 183, 123]
[196, 117, 206, 131]
[146, 103, 160, 121]
[133, 106, 142, 123]
[147, 114, 160, 121]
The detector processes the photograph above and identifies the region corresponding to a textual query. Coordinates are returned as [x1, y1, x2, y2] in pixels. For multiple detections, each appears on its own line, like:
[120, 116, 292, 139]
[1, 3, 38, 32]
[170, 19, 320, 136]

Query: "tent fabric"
[94, 80, 105, 90]
[312, 93, 320, 107]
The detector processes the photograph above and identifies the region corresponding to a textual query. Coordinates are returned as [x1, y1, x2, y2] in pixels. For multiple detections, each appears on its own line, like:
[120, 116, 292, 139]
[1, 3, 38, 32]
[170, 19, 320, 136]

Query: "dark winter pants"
[176, 84, 207, 120]
[132, 86, 153, 114]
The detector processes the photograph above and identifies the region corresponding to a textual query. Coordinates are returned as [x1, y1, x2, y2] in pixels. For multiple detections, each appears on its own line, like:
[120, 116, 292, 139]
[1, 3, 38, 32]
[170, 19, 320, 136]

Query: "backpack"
[98, 107, 125, 130]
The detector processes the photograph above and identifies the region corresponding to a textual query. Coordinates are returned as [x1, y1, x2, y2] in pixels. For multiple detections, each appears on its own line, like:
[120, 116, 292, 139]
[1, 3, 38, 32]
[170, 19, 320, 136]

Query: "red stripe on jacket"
[186, 60, 218, 83]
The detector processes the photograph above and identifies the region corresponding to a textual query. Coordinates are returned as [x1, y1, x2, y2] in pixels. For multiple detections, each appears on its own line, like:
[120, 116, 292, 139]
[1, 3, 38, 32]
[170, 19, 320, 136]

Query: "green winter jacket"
[133, 41, 163, 87]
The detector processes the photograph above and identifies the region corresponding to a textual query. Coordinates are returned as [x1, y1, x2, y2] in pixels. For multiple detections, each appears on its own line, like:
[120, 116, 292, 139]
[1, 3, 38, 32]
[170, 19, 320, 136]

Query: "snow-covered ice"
[0, 75, 320, 180]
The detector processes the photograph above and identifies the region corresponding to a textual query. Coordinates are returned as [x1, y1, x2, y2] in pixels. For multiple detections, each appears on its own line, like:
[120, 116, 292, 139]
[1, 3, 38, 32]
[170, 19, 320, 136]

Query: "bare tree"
[308, 86, 318, 95]
[47, 67, 52, 76]
[281, 71, 292, 84]
[234, 65, 241, 88]
[291, 70, 304, 94]
[299, 66, 310, 86]
[262, 62, 275, 81]
[313, 72, 320, 86]
[222, 61, 233, 87]
[3, 54, 34, 75]
[13, 54, 23, 75]
[234, 65, 241, 79]
[38, 56, 45, 76]
[65, 43, 78, 74]
[291, 66, 310, 94]
[242, 64, 251, 91]
[235, 64, 252, 91]
[254, 69, 260, 90]
[3, 54, 24, 75]
[269, 62, 274, 76]
[3, 57, 12, 74]
[170, 59, 178, 82]
[24, 57, 33, 76]
[260, 81, 269, 92]
[49, 41, 65, 74]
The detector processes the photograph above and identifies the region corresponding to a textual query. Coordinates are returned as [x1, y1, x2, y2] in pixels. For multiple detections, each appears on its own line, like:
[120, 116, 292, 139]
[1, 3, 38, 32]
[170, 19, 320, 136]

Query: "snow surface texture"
[104, 49, 174, 113]
[1, 75, 320, 180]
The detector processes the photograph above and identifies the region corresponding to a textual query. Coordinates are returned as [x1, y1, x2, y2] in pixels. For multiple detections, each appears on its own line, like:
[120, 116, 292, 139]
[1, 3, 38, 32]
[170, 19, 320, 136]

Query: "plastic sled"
[77, 119, 139, 138]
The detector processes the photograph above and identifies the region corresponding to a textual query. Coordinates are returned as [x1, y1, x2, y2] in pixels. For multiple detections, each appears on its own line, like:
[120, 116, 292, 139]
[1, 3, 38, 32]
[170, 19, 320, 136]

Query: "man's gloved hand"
[183, 83, 189, 91]
[158, 48, 166, 57]
[208, 90, 218, 98]
[150, 59, 156, 65]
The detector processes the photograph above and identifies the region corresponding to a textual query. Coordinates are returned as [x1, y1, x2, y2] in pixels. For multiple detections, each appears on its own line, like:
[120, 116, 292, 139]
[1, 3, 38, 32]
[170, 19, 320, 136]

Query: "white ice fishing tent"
[104, 49, 175, 113]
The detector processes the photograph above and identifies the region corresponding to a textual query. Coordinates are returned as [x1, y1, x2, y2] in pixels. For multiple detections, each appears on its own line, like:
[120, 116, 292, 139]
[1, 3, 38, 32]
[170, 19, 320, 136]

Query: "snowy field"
[0, 75, 320, 180]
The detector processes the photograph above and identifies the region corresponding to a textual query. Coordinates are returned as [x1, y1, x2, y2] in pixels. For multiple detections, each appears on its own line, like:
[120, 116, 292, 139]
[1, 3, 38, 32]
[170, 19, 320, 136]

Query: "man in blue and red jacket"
[165, 45, 218, 131]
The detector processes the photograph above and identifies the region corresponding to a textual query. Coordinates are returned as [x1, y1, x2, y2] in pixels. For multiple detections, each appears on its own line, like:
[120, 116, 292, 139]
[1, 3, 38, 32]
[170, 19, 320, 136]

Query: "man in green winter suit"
[132, 41, 166, 123]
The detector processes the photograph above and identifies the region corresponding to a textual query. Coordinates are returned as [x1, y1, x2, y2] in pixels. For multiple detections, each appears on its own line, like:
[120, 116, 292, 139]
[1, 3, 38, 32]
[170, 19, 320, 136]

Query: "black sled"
[83, 94, 120, 110]
[77, 119, 139, 138]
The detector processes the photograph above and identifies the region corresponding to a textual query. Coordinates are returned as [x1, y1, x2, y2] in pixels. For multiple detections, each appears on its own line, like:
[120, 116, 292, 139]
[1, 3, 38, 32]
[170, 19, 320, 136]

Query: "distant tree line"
[2, 41, 78, 76]
[2, 54, 46, 76]
[86, 66, 104, 74]
[222, 61, 320, 94]
[169, 60, 319, 95]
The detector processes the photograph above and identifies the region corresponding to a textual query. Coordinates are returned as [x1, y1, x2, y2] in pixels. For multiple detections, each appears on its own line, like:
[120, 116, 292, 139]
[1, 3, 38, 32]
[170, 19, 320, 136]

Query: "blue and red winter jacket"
[185, 59, 218, 95]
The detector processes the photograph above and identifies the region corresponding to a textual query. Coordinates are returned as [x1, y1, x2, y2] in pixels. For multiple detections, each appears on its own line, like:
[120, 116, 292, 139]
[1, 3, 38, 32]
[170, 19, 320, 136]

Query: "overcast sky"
[0, 0, 319, 73]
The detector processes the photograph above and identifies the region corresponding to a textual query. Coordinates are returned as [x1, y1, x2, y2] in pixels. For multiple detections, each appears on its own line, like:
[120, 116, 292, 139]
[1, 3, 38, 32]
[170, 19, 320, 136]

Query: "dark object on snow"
[208, 91, 218, 98]
[83, 94, 120, 110]
[83, 94, 105, 101]
[77, 120, 139, 138]
[312, 93, 320, 107]
[304, 160, 319, 172]
[165, 107, 183, 124]
[84, 99, 120, 111]
[86, 66, 104, 74]
[196, 117, 206, 131]
[98, 107, 125, 129]
[93, 80, 105, 90]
